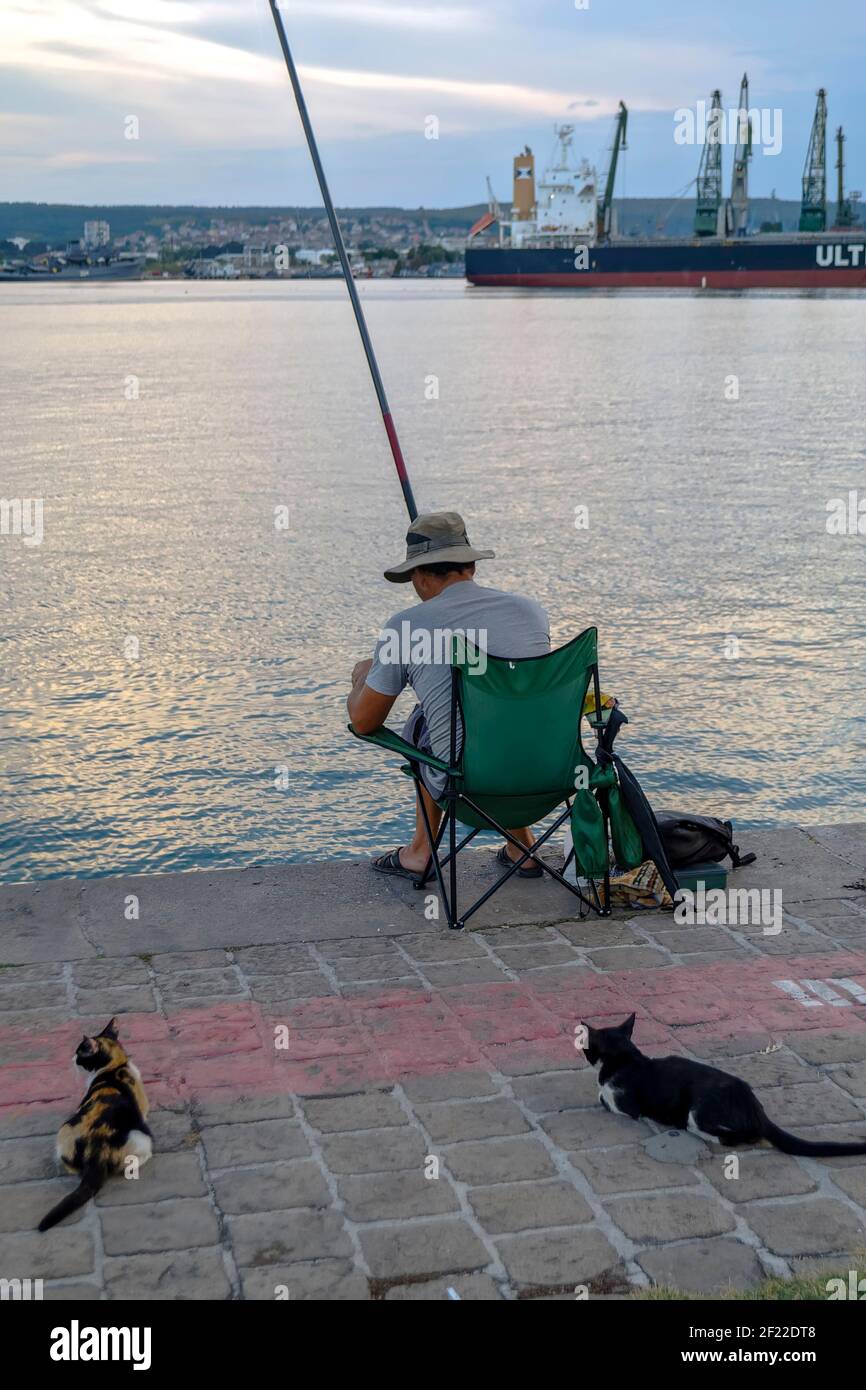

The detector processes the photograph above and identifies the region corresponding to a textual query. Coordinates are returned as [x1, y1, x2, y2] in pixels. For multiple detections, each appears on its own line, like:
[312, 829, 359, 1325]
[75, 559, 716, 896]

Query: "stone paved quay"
[3, 822, 866, 1300]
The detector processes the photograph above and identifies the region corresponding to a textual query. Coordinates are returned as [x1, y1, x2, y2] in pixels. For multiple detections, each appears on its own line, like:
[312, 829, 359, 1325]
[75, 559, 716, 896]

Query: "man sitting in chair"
[348, 510, 550, 880]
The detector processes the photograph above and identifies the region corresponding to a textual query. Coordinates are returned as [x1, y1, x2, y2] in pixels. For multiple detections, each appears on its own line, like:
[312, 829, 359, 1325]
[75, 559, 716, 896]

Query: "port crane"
[799, 88, 827, 232]
[596, 101, 628, 242]
[694, 90, 724, 236]
[728, 73, 752, 236]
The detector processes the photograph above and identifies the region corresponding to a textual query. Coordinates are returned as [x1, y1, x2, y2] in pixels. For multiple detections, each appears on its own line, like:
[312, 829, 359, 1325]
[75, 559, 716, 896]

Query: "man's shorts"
[402, 704, 447, 800]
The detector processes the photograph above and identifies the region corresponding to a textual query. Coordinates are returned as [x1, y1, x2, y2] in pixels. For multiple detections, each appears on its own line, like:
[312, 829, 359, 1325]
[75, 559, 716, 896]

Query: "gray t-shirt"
[366, 579, 550, 764]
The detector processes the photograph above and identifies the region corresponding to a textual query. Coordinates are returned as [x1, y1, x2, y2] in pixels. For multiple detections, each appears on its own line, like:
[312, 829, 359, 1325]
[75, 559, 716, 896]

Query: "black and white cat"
[582, 1013, 866, 1156]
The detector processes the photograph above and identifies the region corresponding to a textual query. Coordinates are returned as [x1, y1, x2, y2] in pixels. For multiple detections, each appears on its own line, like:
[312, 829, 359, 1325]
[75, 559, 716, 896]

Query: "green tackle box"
[674, 861, 728, 894]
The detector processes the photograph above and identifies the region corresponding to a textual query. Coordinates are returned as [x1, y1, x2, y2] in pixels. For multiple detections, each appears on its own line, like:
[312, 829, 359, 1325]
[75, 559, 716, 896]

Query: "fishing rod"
[267, 0, 419, 521]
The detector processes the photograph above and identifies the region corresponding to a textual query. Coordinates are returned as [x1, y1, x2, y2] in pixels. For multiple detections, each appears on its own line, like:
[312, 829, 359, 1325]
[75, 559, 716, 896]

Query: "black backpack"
[656, 813, 756, 870]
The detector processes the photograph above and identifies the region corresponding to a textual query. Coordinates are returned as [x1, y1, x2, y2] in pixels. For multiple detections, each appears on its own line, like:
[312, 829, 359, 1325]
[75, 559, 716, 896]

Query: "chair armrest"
[347, 724, 458, 776]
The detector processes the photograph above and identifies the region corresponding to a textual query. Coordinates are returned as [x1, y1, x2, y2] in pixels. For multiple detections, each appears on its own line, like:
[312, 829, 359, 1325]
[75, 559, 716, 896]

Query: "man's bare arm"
[347, 660, 398, 736]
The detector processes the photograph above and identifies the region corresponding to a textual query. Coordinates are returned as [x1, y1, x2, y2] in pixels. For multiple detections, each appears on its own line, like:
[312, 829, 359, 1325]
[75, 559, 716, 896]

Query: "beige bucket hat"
[384, 511, 495, 583]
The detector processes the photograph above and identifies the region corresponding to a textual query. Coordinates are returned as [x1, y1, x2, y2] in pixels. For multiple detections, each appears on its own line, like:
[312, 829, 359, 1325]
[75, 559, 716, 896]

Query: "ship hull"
[465, 238, 866, 289]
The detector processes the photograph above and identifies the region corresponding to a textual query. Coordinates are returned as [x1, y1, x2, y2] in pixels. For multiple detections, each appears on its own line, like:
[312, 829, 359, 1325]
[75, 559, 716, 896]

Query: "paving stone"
[638, 1238, 765, 1294]
[643, 1131, 706, 1164]
[0, 963, 64, 982]
[72, 958, 150, 988]
[746, 1198, 866, 1257]
[540, 1109, 650, 1150]
[605, 1192, 735, 1243]
[319, 1128, 427, 1175]
[203, 1119, 309, 1168]
[415, 1098, 530, 1143]
[786, 1033, 866, 1065]
[101, 1198, 220, 1254]
[103, 1247, 232, 1300]
[421, 960, 511, 988]
[479, 925, 565, 948]
[824, 1061, 866, 1098]
[0, 1227, 94, 1278]
[359, 1217, 489, 1280]
[586, 947, 669, 971]
[240, 1259, 369, 1300]
[228, 1208, 351, 1265]
[646, 929, 738, 954]
[468, 1179, 592, 1233]
[0, 982, 68, 1010]
[253, 974, 333, 1003]
[42, 1282, 102, 1300]
[0, 1178, 83, 1231]
[337, 1168, 461, 1221]
[75, 987, 156, 1014]
[384, 1273, 503, 1300]
[0, 1105, 66, 1140]
[193, 1093, 294, 1127]
[0, 1135, 57, 1182]
[557, 922, 638, 947]
[317, 937, 402, 960]
[495, 1226, 620, 1289]
[726, 1052, 815, 1088]
[158, 969, 244, 1005]
[332, 957, 413, 983]
[698, 1149, 817, 1202]
[151, 950, 229, 972]
[491, 945, 580, 972]
[822, 1165, 866, 1207]
[399, 935, 488, 963]
[402, 1070, 500, 1102]
[756, 1081, 865, 1128]
[442, 1137, 557, 1185]
[212, 1160, 330, 1215]
[573, 1146, 700, 1195]
[148, 1109, 199, 1152]
[96, 1151, 206, 1205]
[302, 1091, 407, 1133]
[510, 1069, 597, 1113]
[233, 945, 318, 973]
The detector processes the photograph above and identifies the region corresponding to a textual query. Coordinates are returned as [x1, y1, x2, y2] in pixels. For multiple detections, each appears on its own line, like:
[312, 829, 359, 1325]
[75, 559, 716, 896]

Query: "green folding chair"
[350, 626, 638, 931]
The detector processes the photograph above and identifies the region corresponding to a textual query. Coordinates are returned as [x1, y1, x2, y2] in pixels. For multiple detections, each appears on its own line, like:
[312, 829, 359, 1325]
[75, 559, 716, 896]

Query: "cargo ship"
[465, 83, 866, 291]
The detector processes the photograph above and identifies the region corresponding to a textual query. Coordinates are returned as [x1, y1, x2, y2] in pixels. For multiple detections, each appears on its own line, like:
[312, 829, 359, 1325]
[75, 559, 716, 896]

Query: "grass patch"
[634, 1268, 856, 1301]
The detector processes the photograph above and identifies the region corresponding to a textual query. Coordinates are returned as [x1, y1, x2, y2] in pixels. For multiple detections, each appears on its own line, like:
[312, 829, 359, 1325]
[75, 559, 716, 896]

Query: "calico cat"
[583, 1013, 866, 1157]
[39, 1017, 152, 1232]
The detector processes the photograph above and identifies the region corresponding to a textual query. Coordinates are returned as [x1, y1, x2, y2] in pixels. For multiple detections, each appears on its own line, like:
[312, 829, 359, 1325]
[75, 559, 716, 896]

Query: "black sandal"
[495, 845, 543, 879]
[371, 848, 419, 881]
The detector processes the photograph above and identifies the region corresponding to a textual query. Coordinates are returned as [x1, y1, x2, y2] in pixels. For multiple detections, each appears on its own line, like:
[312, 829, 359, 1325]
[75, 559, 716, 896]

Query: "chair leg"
[448, 797, 461, 930]
[412, 776, 455, 929]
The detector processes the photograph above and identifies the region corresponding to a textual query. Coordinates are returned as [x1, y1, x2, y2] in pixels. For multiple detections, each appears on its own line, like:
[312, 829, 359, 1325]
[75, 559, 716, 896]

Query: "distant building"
[83, 220, 111, 249]
[295, 248, 332, 266]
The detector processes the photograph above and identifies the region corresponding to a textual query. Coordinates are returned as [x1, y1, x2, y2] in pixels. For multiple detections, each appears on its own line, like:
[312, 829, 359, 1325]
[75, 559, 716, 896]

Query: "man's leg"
[397, 780, 443, 874]
[503, 824, 541, 870]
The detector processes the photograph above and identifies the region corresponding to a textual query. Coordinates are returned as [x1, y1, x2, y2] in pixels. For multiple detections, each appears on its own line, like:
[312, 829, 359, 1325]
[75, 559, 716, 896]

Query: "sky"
[2, 0, 864, 208]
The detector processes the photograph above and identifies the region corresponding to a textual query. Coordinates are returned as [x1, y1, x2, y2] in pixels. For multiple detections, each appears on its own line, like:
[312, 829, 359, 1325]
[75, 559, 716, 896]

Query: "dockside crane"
[728, 73, 752, 236]
[799, 88, 827, 232]
[596, 101, 628, 241]
[694, 90, 725, 236]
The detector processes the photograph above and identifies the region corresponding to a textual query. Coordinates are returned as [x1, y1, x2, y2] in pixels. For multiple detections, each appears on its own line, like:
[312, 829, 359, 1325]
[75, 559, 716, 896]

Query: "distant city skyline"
[3, 0, 864, 208]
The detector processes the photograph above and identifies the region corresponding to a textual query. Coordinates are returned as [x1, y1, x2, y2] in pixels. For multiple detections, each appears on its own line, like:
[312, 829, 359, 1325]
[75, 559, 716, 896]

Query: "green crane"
[694, 90, 724, 237]
[799, 88, 827, 233]
[596, 101, 628, 241]
[833, 126, 855, 229]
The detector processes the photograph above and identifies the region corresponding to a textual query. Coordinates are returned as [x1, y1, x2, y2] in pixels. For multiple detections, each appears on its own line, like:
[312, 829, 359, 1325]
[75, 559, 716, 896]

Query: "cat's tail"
[762, 1119, 866, 1158]
[38, 1167, 104, 1232]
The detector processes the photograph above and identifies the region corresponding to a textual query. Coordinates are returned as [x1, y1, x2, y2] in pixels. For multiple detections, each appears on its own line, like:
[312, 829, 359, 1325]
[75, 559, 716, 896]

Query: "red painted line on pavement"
[3, 951, 866, 1113]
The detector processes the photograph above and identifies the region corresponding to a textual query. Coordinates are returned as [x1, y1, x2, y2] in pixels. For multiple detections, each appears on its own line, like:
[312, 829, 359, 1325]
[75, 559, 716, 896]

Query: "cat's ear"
[619, 1012, 636, 1038]
[98, 1017, 119, 1040]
